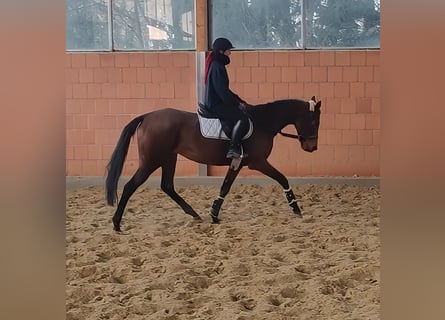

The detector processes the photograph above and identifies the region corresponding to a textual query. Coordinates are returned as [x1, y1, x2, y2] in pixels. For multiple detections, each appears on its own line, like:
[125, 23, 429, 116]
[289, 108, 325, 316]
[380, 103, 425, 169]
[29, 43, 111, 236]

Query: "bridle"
[279, 130, 318, 142]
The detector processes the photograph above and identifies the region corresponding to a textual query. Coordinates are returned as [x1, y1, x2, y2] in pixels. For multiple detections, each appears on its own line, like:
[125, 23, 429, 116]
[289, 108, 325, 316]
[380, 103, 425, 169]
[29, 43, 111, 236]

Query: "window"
[209, 0, 380, 49]
[66, 0, 195, 51]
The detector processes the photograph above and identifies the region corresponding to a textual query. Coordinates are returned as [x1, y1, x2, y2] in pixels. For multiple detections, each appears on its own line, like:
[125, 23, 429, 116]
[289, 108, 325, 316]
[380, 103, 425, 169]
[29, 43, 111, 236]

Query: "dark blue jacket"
[204, 56, 246, 123]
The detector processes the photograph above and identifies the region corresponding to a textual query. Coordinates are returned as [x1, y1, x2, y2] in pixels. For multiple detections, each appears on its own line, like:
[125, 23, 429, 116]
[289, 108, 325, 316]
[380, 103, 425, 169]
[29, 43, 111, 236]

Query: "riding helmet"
[212, 38, 235, 52]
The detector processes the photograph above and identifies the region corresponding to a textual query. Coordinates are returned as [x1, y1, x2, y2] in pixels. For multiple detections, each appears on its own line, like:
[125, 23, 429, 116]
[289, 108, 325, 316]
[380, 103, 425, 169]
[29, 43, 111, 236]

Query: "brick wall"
[66, 50, 379, 177]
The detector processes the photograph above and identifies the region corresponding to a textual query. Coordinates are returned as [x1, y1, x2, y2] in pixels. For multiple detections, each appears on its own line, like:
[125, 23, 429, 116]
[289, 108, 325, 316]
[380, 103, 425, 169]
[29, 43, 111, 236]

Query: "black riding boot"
[226, 119, 249, 159]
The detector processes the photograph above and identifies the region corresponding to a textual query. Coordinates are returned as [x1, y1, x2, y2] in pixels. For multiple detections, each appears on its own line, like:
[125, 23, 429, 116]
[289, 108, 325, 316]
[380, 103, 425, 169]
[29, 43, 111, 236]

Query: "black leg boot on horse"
[226, 118, 249, 159]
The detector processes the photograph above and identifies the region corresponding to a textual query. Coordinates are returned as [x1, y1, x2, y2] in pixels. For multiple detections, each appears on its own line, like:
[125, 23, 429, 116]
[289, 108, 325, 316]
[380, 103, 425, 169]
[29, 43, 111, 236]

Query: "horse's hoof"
[210, 214, 220, 224]
[294, 211, 303, 218]
[113, 224, 122, 232]
[193, 215, 203, 221]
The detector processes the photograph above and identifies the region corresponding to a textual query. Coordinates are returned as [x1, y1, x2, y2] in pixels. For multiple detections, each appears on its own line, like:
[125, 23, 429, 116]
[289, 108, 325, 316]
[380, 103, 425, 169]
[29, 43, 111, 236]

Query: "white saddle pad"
[197, 114, 253, 140]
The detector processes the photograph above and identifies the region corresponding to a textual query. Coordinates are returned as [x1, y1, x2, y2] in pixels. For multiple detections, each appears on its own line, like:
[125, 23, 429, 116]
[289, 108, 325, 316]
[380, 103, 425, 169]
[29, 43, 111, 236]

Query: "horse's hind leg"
[160, 154, 202, 221]
[210, 167, 241, 223]
[112, 165, 156, 232]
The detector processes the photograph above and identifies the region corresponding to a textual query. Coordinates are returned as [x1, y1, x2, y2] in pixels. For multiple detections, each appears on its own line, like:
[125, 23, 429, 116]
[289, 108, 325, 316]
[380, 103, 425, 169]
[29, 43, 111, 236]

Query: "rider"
[203, 37, 250, 159]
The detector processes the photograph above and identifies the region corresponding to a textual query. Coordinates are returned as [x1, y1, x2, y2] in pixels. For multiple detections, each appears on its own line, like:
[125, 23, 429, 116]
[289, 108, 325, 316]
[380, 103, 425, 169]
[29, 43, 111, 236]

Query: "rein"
[279, 130, 318, 141]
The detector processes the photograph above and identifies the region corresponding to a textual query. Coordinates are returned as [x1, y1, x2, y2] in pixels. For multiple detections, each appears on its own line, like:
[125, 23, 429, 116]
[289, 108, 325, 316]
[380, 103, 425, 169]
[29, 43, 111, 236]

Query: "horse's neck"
[251, 100, 299, 133]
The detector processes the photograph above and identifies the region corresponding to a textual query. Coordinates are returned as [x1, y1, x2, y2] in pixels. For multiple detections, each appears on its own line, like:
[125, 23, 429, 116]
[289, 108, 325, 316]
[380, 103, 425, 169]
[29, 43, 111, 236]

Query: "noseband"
[279, 130, 318, 142]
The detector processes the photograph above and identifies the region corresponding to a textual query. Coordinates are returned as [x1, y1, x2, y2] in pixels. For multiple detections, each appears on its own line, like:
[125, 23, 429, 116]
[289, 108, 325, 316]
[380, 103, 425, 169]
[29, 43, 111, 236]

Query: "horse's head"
[295, 96, 321, 152]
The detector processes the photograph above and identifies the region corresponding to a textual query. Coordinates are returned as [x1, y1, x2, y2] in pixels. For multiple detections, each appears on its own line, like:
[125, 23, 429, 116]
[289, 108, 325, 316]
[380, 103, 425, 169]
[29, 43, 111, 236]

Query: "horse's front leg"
[248, 161, 302, 217]
[210, 166, 241, 223]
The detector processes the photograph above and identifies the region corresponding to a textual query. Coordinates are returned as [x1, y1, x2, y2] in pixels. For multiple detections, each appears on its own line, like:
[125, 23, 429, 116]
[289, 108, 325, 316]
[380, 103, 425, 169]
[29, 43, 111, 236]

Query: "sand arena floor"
[66, 181, 380, 320]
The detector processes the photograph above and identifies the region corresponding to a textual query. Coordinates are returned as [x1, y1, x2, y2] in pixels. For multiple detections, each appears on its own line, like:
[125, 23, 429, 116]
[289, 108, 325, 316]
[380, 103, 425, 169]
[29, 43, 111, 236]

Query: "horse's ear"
[310, 96, 316, 102]
[315, 100, 321, 109]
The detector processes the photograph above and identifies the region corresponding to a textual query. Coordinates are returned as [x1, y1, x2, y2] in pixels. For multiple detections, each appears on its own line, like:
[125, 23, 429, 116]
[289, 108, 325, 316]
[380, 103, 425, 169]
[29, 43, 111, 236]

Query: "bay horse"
[106, 97, 321, 231]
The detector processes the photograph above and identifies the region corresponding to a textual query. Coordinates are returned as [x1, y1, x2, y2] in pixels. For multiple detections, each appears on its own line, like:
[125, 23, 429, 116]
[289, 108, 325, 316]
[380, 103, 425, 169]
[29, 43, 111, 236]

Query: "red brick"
[350, 82, 365, 97]
[95, 100, 109, 115]
[230, 52, 243, 67]
[251, 67, 266, 83]
[66, 69, 79, 83]
[320, 51, 335, 66]
[335, 114, 350, 129]
[236, 67, 251, 83]
[289, 52, 305, 66]
[327, 67, 342, 82]
[160, 83, 175, 98]
[66, 54, 72, 67]
[174, 83, 190, 98]
[343, 67, 358, 82]
[82, 130, 96, 145]
[358, 66, 374, 82]
[258, 83, 274, 98]
[266, 67, 281, 82]
[73, 145, 88, 159]
[366, 50, 380, 66]
[324, 98, 342, 114]
[288, 83, 304, 97]
[66, 100, 81, 114]
[244, 83, 259, 98]
[71, 54, 86, 68]
[259, 52, 274, 66]
[365, 114, 380, 129]
[319, 82, 334, 98]
[348, 146, 366, 161]
[334, 83, 349, 97]
[356, 98, 372, 113]
[123, 68, 137, 82]
[335, 51, 350, 66]
[173, 53, 189, 67]
[180, 67, 195, 83]
[115, 53, 129, 67]
[73, 114, 88, 129]
[79, 69, 93, 83]
[303, 83, 319, 99]
[274, 52, 289, 66]
[165, 67, 183, 82]
[87, 84, 101, 98]
[312, 67, 327, 82]
[274, 83, 289, 98]
[373, 66, 380, 82]
[243, 52, 259, 67]
[321, 114, 335, 129]
[340, 98, 356, 113]
[101, 84, 116, 99]
[372, 98, 380, 113]
[342, 130, 357, 145]
[350, 114, 366, 129]
[365, 145, 379, 162]
[66, 160, 82, 175]
[326, 129, 342, 145]
[144, 53, 159, 67]
[304, 51, 320, 66]
[136, 68, 152, 82]
[297, 67, 312, 82]
[334, 145, 348, 160]
[281, 67, 297, 82]
[85, 54, 100, 67]
[129, 53, 145, 67]
[116, 83, 132, 98]
[373, 130, 380, 145]
[80, 99, 96, 114]
[152, 68, 166, 82]
[72, 84, 88, 98]
[100, 54, 115, 67]
[365, 82, 380, 98]
[108, 100, 126, 114]
[93, 69, 107, 83]
[107, 68, 123, 83]
[357, 130, 373, 145]
[350, 51, 367, 66]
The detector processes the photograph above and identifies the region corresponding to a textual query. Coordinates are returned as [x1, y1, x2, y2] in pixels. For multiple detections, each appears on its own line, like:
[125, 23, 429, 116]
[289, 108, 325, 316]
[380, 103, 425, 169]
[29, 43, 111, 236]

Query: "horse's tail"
[105, 115, 146, 206]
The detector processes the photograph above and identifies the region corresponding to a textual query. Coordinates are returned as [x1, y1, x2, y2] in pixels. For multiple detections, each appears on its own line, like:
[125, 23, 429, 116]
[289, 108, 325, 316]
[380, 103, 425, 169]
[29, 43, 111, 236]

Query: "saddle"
[197, 103, 253, 140]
